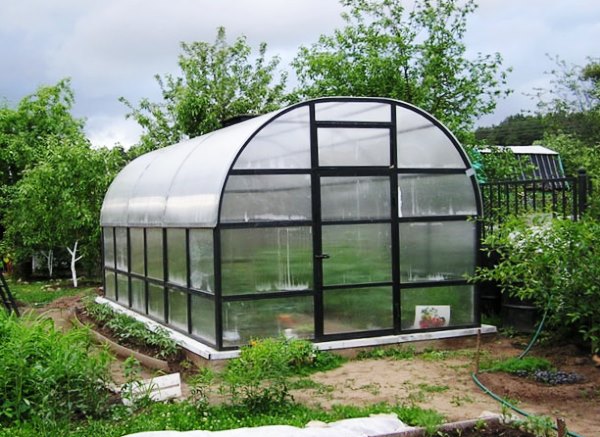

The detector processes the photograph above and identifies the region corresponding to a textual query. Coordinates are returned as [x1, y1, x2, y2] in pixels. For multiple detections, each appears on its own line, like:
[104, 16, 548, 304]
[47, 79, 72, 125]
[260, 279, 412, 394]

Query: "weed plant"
[481, 356, 554, 374]
[0, 311, 111, 427]
[220, 337, 345, 413]
[83, 298, 179, 360]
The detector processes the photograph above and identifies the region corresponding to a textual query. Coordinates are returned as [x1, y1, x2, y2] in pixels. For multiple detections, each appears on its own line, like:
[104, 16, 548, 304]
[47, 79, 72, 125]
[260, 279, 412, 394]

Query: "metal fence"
[480, 169, 592, 238]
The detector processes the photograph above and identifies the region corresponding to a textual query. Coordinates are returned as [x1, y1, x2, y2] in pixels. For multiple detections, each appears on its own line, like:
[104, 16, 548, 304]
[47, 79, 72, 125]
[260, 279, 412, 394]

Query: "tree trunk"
[41, 249, 54, 277]
[66, 241, 83, 288]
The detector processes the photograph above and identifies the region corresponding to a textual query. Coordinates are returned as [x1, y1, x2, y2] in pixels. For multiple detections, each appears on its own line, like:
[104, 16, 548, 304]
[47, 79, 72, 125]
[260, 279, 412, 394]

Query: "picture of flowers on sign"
[415, 305, 450, 329]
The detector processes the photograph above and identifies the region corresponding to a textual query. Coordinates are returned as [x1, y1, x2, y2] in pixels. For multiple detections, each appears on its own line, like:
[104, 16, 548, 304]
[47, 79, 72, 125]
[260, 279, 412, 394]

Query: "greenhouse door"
[314, 123, 397, 340]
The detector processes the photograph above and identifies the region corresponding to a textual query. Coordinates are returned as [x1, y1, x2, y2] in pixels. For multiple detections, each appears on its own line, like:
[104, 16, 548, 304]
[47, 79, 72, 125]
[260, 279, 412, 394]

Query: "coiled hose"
[471, 310, 584, 437]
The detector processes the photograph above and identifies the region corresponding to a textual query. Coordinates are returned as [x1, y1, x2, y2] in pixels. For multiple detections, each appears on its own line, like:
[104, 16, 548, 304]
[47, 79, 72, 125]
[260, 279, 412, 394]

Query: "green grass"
[6, 278, 97, 307]
[0, 401, 445, 437]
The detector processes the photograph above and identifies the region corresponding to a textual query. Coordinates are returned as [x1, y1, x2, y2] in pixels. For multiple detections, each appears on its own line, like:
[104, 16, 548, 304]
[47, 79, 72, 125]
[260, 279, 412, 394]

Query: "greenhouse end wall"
[101, 97, 482, 351]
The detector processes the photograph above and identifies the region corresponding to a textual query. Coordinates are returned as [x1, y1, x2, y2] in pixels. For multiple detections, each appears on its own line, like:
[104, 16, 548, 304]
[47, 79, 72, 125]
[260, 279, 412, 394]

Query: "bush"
[0, 311, 112, 426]
[221, 337, 344, 412]
[474, 216, 600, 353]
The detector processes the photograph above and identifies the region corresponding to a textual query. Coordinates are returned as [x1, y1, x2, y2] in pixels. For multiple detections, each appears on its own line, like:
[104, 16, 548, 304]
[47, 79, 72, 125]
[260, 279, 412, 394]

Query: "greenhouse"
[100, 97, 482, 351]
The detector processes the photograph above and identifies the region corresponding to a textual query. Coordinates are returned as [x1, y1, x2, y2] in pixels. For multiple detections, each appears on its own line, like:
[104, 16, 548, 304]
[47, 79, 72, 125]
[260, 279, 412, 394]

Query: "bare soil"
[293, 337, 598, 436]
[36, 298, 599, 436]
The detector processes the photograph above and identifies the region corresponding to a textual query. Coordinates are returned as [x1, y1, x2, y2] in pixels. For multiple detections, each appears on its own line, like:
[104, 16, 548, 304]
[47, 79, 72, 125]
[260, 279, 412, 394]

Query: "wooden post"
[474, 328, 482, 374]
[556, 417, 567, 437]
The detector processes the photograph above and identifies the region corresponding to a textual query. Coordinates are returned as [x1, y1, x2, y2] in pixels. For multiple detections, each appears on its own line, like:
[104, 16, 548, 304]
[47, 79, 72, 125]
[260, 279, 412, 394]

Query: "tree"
[122, 27, 288, 156]
[2, 140, 125, 286]
[0, 79, 85, 188]
[475, 114, 546, 146]
[292, 0, 510, 140]
[531, 56, 600, 146]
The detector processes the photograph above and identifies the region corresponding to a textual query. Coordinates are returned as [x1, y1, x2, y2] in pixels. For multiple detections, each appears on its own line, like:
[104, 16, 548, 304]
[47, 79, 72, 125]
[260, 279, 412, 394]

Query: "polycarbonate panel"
[324, 287, 392, 334]
[401, 285, 475, 330]
[221, 174, 312, 223]
[131, 277, 145, 312]
[130, 228, 145, 275]
[321, 176, 390, 221]
[399, 221, 476, 282]
[222, 296, 314, 347]
[100, 151, 163, 225]
[318, 128, 390, 166]
[101, 108, 286, 228]
[168, 288, 188, 331]
[398, 173, 477, 217]
[146, 228, 164, 280]
[315, 101, 390, 122]
[189, 229, 214, 293]
[104, 270, 116, 299]
[396, 107, 465, 168]
[115, 227, 128, 271]
[234, 106, 311, 169]
[221, 227, 313, 295]
[191, 294, 215, 343]
[103, 228, 114, 268]
[322, 223, 392, 286]
[167, 229, 187, 286]
[148, 283, 165, 320]
[116, 273, 129, 305]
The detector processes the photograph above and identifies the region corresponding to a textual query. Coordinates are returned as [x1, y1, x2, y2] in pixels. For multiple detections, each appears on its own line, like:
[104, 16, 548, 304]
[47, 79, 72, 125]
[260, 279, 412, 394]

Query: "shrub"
[0, 311, 112, 426]
[221, 337, 344, 412]
[474, 216, 600, 353]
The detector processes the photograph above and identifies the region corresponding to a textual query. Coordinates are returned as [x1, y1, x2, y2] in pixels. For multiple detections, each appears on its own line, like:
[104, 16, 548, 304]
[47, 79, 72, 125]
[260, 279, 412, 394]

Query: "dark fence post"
[577, 168, 589, 218]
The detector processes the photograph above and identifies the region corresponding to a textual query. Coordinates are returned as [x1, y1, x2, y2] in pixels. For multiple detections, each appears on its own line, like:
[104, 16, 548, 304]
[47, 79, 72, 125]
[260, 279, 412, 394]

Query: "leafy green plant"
[474, 216, 600, 353]
[188, 367, 215, 409]
[221, 337, 343, 412]
[83, 299, 179, 360]
[0, 311, 112, 426]
[357, 345, 417, 360]
[481, 356, 554, 374]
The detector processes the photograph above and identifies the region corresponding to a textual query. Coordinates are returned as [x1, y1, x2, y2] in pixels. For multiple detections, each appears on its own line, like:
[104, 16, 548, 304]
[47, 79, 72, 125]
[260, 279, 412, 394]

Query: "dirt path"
[292, 339, 599, 436]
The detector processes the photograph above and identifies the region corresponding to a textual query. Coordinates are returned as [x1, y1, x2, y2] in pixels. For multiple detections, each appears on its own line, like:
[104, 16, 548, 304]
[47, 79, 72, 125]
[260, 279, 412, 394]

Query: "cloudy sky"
[1, 0, 599, 148]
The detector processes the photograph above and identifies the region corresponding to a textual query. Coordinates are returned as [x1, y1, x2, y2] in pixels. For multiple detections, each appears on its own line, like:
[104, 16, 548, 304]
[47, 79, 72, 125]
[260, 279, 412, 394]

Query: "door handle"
[315, 254, 330, 260]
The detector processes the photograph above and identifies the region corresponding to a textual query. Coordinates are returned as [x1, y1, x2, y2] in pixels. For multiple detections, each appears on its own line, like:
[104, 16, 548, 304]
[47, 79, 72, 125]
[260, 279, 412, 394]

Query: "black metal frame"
[102, 97, 482, 351]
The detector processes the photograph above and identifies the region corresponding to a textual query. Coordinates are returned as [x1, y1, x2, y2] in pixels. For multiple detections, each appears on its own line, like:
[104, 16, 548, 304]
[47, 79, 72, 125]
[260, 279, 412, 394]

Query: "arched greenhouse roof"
[101, 97, 476, 228]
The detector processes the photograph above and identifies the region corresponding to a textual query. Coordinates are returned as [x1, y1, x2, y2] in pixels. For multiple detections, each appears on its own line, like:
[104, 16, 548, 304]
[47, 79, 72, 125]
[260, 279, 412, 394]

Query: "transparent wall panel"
[234, 106, 311, 169]
[321, 176, 390, 221]
[315, 101, 391, 122]
[222, 296, 314, 347]
[322, 223, 392, 286]
[130, 228, 145, 275]
[168, 288, 188, 332]
[399, 221, 476, 282]
[221, 227, 313, 295]
[189, 229, 214, 293]
[396, 108, 465, 169]
[105, 270, 116, 300]
[191, 294, 215, 343]
[221, 175, 312, 223]
[167, 229, 187, 286]
[131, 277, 145, 312]
[146, 228, 164, 280]
[400, 285, 475, 330]
[103, 228, 114, 268]
[116, 273, 129, 305]
[398, 173, 477, 217]
[148, 283, 165, 321]
[324, 287, 393, 334]
[318, 128, 390, 167]
[115, 227, 128, 271]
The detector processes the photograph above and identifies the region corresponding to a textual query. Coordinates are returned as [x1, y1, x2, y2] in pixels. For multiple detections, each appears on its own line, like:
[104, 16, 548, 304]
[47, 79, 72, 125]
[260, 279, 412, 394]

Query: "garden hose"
[471, 309, 584, 437]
